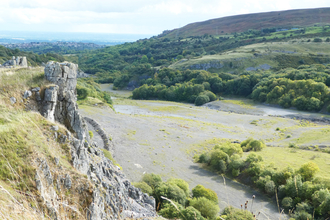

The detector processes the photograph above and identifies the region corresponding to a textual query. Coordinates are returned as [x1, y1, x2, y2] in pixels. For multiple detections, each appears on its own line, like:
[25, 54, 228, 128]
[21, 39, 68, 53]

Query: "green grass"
[290, 128, 330, 145]
[251, 147, 330, 179]
[101, 149, 122, 169]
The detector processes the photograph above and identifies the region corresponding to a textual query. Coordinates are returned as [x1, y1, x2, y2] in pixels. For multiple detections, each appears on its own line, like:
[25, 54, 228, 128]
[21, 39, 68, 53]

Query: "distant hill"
[164, 7, 330, 38]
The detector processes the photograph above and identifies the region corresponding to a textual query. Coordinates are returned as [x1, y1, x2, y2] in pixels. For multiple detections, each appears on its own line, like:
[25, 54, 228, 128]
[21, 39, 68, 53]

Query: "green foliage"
[88, 131, 94, 139]
[132, 182, 153, 195]
[154, 182, 187, 205]
[167, 178, 190, 196]
[221, 206, 254, 220]
[101, 149, 121, 168]
[0, 45, 65, 66]
[189, 197, 220, 220]
[77, 78, 113, 106]
[142, 173, 162, 189]
[240, 138, 266, 152]
[192, 184, 219, 204]
[195, 95, 210, 106]
[181, 206, 206, 220]
[298, 161, 320, 181]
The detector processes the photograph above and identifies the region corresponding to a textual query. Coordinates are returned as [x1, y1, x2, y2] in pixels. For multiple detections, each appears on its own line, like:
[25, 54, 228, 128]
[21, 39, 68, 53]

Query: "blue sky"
[0, 0, 329, 35]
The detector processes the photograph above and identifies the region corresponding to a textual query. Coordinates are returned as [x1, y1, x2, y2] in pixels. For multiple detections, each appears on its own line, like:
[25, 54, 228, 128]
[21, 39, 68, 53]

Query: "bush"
[132, 182, 153, 195]
[192, 184, 219, 204]
[221, 206, 254, 220]
[195, 95, 210, 106]
[88, 131, 93, 139]
[265, 180, 275, 195]
[154, 182, 187, 205]
[77, 86, 89, 100]
[298, 161, 320, 181]
[313, 38, 323, 42]
[158, 202, 182, 219]
[282, 197, 293, 211]
[190, 197, 220, 219]
[181, 206, 206, 220]
[167, 178, 190, 196]
[142, 173, 162, 189]
[240, 138, 266, 151]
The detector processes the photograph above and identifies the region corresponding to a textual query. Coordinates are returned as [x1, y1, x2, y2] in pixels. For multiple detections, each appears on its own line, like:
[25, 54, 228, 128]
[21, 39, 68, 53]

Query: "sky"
[0, 0, 329, 35]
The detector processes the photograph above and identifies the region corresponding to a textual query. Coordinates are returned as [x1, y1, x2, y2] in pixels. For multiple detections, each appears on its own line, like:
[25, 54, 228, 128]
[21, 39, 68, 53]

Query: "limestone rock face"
[37, 61, 157, 219]
[44, 61, 88, 141]
[2, 56, 28, 67]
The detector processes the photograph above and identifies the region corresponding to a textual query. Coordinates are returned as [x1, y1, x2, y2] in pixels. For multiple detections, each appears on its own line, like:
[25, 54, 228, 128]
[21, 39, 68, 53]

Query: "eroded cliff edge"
[36, 61, 157, 219]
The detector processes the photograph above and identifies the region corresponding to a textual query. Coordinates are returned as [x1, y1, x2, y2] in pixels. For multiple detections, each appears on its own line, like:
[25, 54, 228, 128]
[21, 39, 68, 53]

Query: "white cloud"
[0, 0, 329, 34]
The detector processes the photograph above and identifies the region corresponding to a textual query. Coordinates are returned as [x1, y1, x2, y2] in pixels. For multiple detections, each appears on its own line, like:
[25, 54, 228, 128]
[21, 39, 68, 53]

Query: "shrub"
[181, 206, 206, 220]
[282, 197, 293, 211]
[192, 184, 219, 204]
[298, 161, 320, 181]
[132, 182, 153, 195]
[293, 211, 313, 220]
[158, 202, 182, 219]
[88, 131, 94, 139]
[313, 38, 323, 42]
[154, 182, 187, 205]
[198, 152, 210, 163]
[265, 180, 275, 195]
[195, 95, 210, 106]
[190, 197, 220, 219]
[240, 138, 266, 151]
[76, 86, 89, 100]
[221, 206, 254, 220]
[142, 173, 162, 189]
[167, 178, 190, 196]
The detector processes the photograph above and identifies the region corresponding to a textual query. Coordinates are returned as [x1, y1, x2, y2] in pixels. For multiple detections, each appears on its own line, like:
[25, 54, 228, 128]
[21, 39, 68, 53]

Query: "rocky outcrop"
[37, 61, 156, 220]
[43, 61, 88, 141]
[2, 56, 28, 67]
[190, 61, 224, 70]
[84, 116, 113, 151]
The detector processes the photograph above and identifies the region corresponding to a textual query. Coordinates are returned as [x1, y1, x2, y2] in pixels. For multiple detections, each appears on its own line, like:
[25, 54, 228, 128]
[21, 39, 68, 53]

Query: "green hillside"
[164, 7, 330, 38]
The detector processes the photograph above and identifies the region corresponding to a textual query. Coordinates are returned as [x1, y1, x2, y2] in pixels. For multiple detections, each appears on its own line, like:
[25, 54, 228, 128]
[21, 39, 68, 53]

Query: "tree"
[192, 184, 219, 204]
[142, 173, 162, 189]
[195, 95, 210, 106]
[190, 197, 220, 219]
[141, 55, 148, 63]
[298, 161, 320, 181]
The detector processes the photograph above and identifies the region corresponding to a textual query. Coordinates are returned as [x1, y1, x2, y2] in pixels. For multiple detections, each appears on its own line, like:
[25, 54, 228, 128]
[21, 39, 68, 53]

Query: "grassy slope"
[165, 7, 330, 38]
[169, 37, 330, 72]
[0, 67, 91, 219]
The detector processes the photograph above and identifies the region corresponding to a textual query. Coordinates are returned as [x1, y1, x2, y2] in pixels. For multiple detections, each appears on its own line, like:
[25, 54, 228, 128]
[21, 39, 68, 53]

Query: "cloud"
[0, 0, 329, 34]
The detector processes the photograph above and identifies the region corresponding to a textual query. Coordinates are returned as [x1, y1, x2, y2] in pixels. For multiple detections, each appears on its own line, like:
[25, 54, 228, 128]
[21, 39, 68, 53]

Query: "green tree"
[192, 184, 219, 204]
[190, 197, 220, 219]
[298, 161, 320, 181]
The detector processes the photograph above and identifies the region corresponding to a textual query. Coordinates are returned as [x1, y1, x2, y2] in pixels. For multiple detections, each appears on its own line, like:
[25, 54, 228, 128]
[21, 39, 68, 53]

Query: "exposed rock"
[2, 56, 28, 67]
[51, 125, 59, 131]
[77, 70, 90, 78]
[36, 61, 157, 219]
[32, 87, 41, 92]
[23, 90, 32, 99]
[246, 63, 272, 71]
[84, 116, 113, 151]
[43, 61, 88, 141]
[190, 61, 224, 70]
[10, 97, 16, 104]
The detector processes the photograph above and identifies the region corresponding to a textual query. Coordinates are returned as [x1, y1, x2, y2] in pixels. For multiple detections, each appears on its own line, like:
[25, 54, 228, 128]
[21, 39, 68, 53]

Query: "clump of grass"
[288, 142, 298, 148]
[101, 149, 122, 169]
[89, 131, 94, 139]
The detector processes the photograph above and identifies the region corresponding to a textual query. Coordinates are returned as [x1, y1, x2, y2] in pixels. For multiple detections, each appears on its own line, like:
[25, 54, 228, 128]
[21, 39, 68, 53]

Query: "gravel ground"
[79, 91, 330, 220]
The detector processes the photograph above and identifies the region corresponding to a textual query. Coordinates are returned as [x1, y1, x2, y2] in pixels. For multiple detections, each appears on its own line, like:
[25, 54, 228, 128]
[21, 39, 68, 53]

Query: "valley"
[79, 84, 330, 220]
